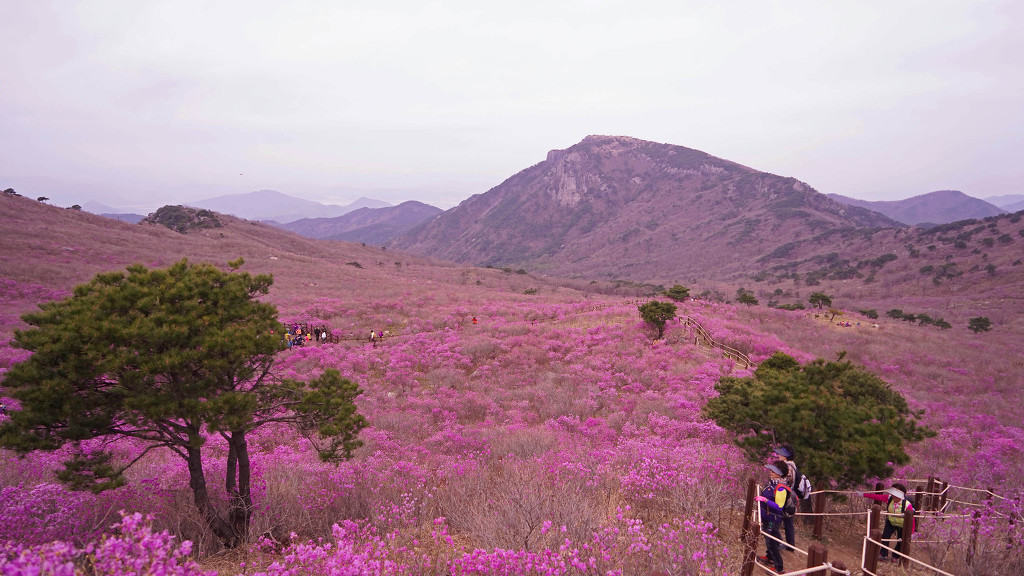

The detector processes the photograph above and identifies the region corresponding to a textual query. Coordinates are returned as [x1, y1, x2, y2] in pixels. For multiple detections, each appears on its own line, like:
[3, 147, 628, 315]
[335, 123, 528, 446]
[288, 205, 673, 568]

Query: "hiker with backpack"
[863, 483, 915, 562]
[774, 444, 810, 550]
[755, 461, 791, 574]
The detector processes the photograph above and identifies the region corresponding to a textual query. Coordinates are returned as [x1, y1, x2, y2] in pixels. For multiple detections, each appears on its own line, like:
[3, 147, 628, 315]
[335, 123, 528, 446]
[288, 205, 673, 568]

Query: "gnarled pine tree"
[703, 352, 933, 489]
[0, 259, 366, 547]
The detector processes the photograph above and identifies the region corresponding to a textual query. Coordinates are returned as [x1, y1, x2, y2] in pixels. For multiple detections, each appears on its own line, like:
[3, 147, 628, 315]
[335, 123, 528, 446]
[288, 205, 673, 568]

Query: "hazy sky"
[2, 1, 1022, 211]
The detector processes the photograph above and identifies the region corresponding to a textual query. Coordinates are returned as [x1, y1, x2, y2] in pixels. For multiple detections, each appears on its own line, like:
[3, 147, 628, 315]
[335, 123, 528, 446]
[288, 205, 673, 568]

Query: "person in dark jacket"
[755, 461, 790, 573]
[773, 444, 798, 551]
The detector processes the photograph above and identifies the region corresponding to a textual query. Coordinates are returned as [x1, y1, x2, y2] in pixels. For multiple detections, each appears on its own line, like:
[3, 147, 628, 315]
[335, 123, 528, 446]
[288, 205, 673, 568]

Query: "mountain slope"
[827, 190, 1006, 225]
[392, 135, 898, 283]
[279, 201, 442, 245]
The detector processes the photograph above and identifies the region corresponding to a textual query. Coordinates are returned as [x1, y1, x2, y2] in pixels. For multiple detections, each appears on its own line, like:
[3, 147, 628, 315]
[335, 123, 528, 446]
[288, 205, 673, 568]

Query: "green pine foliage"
[702, 352, 934, 489]
[638, 300, 677, 340]
[808, 292, 833, 309]
[968, 317, 993, 333]
[665, 284, 691, 301]
[736, 293, 758, 306]
[0, 258, 367, 547]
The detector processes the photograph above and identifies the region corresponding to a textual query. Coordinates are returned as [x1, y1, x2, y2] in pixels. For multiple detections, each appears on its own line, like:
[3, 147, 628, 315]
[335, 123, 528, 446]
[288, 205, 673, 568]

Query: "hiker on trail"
[755, 461, 789, 574]
[863, 483, 915, 562]
[774, 444, 800, 551]
[472, 316, 478, 325]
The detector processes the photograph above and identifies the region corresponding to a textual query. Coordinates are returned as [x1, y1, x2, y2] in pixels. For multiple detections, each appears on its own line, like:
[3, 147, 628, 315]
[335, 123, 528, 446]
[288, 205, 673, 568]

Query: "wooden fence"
[742, 475, 1012, 576]
[684, 317, 754, 369]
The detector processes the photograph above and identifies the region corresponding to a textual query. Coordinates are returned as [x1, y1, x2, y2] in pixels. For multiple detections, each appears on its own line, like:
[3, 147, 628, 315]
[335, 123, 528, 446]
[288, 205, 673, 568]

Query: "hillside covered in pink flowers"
[1, 194, 1021, 574]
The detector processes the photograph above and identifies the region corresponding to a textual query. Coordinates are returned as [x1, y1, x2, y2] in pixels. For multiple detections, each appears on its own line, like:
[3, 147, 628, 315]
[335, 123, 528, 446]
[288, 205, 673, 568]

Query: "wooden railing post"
[742, 478, 756, 535]
[741, 520, 760, 576]
[813, 491, 826, 539]
[865, 522, 882, 574]
[967, 510, 980, 566]
[806, 542, 828, 575]
[899, 507, 915, 566]
[864, 503, 882, 572]
[925, 475, 936, 511]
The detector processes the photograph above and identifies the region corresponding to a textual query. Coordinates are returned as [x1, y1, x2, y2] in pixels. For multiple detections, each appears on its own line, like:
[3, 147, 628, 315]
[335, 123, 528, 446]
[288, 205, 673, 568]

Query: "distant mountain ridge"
[827, 190, 1006, 225]
[188, 190, 390, 223]
[392, 135, 898, 283]
[984, 194, 1024, 210]
[278, 201, 442, 245]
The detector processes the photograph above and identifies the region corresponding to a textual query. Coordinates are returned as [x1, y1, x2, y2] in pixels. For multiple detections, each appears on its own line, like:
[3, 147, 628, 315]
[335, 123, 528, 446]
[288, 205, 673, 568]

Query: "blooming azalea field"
[1, 202, 1022, 574]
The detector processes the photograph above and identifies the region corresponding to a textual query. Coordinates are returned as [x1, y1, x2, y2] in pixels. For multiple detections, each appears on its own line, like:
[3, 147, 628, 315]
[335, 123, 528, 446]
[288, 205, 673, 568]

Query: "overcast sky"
[2, 1, 1021, 211]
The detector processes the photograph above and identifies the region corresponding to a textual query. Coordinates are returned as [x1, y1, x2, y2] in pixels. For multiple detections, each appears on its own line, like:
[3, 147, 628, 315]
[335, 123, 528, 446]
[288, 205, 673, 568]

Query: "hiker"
[864, 483, 915, 562]
[773, 445, 799, 551]
[472, 316, 478, 325]
[755, 461, 789, 573]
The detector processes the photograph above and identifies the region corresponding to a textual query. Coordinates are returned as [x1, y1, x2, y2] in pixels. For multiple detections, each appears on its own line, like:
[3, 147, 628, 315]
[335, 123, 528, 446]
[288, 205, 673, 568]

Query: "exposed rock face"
[392, 135, 898, 283]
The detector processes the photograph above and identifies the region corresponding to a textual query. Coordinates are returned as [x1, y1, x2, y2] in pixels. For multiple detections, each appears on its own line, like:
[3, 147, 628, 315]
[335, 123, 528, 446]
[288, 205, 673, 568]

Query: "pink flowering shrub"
[0, 512, 211, 576]
[251, 509, 727, 576]
[1, 273, 1022, 572]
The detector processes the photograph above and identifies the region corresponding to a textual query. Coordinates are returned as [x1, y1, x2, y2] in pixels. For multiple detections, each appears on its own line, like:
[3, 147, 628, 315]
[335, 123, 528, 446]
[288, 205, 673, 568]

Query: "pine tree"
[665, 284, 690, 302]
[638, 301, 677, 340]
[0, 259, 366, 547]
[702, 352, 933, 489]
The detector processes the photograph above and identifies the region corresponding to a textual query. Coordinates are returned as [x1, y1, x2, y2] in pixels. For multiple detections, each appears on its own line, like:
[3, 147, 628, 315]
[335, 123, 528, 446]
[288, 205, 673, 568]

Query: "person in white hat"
[863, 482, 915, 562]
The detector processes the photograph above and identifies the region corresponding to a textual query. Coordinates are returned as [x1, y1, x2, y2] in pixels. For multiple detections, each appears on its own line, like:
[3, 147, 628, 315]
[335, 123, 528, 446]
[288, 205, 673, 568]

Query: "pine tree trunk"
[227, 431, 253, 538]
[187, 444, 239, 547]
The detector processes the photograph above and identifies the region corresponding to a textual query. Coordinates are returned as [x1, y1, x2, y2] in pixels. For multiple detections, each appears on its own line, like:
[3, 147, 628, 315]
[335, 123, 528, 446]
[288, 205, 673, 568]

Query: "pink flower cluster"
[0, 512, 211, 576]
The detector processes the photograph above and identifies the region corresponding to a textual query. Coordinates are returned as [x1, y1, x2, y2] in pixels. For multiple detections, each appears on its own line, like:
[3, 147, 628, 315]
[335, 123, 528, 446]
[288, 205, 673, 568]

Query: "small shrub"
[859, 309, 879, 319]
[345, 261, 363, 268]
[968, 317, 992, 333]
[871, 253, 898, 268]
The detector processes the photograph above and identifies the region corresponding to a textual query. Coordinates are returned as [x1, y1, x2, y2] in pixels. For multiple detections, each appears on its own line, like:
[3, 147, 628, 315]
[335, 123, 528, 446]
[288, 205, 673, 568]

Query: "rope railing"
[744, 476, 1017, 576]
[749, 483, 852, 576]
[863, 533, 957, 576]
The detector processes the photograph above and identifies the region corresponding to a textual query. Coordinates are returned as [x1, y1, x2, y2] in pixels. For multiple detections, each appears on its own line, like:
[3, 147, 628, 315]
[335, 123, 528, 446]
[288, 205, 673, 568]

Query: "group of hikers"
[368, 330, 390, 347]
[756, 445, 914, 573]
[283, 324, 333, 347]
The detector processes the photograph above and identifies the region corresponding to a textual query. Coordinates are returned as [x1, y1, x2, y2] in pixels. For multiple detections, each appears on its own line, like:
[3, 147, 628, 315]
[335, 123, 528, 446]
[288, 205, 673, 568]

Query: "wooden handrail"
[685, 317, 754, 369]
